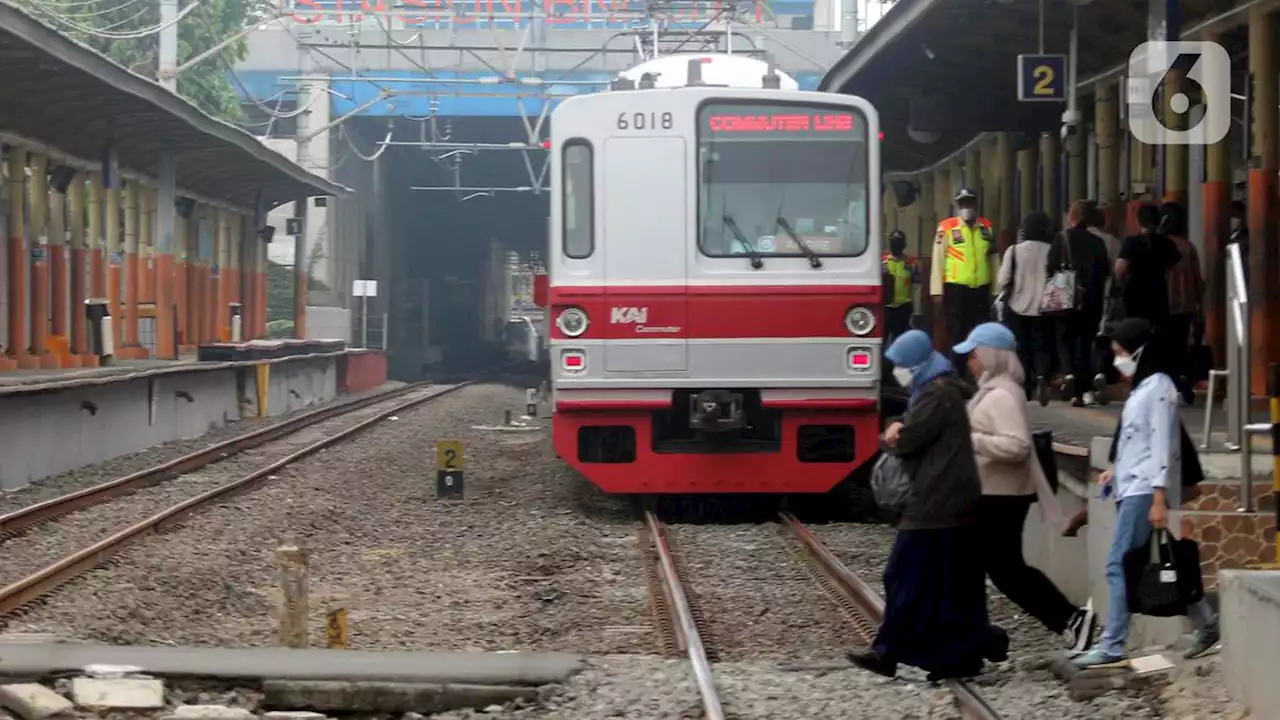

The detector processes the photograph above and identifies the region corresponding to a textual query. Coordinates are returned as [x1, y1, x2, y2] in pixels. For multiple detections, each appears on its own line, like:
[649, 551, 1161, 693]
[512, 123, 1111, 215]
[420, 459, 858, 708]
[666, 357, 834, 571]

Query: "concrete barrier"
[340, 351, 388, 395]
[1220, 570, 1280, 718]
[0, 354, 346, 492]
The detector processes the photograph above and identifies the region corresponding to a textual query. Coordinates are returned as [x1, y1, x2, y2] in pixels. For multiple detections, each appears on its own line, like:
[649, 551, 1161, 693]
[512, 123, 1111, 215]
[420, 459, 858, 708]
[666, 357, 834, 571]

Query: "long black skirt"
[873, 525, 993, 676]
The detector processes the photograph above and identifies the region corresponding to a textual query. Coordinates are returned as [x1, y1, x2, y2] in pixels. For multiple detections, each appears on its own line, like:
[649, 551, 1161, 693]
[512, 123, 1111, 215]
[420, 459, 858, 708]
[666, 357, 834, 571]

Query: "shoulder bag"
[1039, 233, 1078, 314]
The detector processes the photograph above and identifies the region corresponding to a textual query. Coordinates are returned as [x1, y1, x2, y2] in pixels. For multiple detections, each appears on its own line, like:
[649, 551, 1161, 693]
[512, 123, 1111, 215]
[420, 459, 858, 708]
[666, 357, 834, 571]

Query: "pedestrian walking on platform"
[998, 212, 1055, 405]
[954, 322, 1098, 652]
[1073, 318, 1220, 668]
[849, 330, 1006, 681]
[1050, 200, 1111, 408]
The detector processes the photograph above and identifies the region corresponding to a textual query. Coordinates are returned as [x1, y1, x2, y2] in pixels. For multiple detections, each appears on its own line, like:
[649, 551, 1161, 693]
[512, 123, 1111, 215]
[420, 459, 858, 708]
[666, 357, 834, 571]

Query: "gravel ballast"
[7, 383, 651, 654]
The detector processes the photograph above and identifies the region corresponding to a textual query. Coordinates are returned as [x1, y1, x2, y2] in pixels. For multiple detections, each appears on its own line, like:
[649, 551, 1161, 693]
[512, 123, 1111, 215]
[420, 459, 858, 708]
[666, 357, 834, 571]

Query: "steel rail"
[644, 511, 725, 720]
[0, 382, 474, 618]
[0, 382, 428, 540]
[778, 512, 1004, 720]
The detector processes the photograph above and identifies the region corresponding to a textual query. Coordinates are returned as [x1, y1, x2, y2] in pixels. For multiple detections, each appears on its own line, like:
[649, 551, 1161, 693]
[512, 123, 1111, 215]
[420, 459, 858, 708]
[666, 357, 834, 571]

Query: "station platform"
[0, 346, 388, 492]
[1030, 397, 1274, 454]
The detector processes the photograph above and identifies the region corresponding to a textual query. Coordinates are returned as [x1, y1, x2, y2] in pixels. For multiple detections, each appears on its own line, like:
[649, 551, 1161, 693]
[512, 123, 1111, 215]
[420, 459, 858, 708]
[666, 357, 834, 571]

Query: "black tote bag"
[1123, 528, 1206, 617]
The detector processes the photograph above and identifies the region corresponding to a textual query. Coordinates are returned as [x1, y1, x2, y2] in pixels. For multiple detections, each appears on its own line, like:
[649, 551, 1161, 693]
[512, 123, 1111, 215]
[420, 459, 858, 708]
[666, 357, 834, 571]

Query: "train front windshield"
[697, 102, 870, 259]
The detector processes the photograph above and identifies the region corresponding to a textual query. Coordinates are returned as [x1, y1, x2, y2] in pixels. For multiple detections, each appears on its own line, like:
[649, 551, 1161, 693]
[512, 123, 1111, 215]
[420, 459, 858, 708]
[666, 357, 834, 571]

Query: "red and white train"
[536, 53, 883, 494]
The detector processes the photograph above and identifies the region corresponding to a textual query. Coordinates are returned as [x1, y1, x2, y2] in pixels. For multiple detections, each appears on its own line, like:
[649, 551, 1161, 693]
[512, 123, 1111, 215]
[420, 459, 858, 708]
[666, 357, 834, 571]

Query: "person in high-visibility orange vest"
[930, 187, 998, 368]
[881, 230, 919, 345]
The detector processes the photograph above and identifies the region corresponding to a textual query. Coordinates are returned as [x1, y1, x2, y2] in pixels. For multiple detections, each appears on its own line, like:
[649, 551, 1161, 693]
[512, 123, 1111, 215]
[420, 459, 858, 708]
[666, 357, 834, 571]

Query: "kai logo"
[610, 307, 648, 324]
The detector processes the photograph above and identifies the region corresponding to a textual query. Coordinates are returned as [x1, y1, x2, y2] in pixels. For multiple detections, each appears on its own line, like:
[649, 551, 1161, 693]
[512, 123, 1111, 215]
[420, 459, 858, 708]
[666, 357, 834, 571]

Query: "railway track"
[0, 381, 476, 620]
[778, 512, 1004, 720]
[642, 511, 1004, 720]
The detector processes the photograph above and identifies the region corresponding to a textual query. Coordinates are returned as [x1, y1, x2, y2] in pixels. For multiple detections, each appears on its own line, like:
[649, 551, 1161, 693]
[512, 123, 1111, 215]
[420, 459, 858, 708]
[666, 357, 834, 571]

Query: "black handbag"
[1123, 528, 1205, 617]
[1031, 428, 1059, 495]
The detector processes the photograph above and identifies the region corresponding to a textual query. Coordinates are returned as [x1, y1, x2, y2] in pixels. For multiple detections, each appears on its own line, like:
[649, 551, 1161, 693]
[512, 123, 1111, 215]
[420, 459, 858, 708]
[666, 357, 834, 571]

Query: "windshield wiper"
[776, 217, 822, 268]
[723, 214, 764, 269]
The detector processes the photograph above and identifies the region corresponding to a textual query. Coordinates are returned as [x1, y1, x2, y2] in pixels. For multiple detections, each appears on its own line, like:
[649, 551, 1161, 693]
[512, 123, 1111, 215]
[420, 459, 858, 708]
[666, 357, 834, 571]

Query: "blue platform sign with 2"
[1018, 54, 1067, 102]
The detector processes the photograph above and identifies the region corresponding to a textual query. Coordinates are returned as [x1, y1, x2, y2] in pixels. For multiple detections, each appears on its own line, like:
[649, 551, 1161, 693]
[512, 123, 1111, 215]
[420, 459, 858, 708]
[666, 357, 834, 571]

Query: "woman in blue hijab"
[849, 330, 1005, 680]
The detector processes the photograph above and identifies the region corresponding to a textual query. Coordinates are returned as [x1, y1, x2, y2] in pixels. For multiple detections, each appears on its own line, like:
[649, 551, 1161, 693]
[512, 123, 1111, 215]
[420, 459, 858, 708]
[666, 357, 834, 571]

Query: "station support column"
[1095, 83, 1122, 234]
[228, 212, 241, 339]
[88, 173, 105, 304]
[214, 208, 228, 342]
[139, 189, 153, 306]
[29, 152, 56, 369]
[293, 195, 309, 340]
[49, 166, 69, 366]
[193, 206, 208, 344]
[155, 153, 177, 360]
[1249, 6, 1279, 394]
[105, 174, 122, 351]
[68, 172, 93, 366]
[1039, 133, 1061, 227]
[1017, 142, 1037, 221]
[996, 133, 1016, 252]
[1066, 129, 1086, 208]
[239, 215, 254, 340]
[929, 164, 951, 348]
[1204, 71, 1232, 368]
[118, 181, 145, 359]
[4, 147, 30, 369]
[175, 207, 189, 350]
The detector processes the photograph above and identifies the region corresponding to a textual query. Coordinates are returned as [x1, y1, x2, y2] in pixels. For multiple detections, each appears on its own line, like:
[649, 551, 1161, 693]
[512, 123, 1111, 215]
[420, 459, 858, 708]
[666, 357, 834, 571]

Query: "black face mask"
[890, 241, 906, 255]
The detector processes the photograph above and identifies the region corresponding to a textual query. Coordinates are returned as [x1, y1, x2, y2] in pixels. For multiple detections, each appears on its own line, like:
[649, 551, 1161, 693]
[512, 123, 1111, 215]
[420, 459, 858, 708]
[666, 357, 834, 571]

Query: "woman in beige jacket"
[954, 322, 1098, 652]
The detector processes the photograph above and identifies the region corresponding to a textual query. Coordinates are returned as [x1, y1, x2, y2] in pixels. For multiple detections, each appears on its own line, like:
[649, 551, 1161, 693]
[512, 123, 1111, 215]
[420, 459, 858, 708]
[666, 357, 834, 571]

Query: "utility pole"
[292, 82, 314, 339]
[158, 0, 178, 91]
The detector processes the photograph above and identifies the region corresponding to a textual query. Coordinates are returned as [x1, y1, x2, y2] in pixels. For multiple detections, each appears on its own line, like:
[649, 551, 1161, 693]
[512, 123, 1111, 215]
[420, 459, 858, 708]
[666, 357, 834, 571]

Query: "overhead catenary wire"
[30, 0, 203, 39]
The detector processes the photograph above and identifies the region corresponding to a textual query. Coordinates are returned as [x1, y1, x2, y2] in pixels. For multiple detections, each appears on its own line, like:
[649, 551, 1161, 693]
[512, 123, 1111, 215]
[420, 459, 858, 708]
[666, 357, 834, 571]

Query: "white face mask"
[959, 207, 977, 223]
[892, 366, 914, 387]
[1113, 346, 1144, 378]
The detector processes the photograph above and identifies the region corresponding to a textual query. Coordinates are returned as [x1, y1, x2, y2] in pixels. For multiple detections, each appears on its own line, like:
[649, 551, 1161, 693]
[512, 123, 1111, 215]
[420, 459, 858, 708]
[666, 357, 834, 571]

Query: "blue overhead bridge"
[280, 0, 819, 28]
[232, 69, 825, 117]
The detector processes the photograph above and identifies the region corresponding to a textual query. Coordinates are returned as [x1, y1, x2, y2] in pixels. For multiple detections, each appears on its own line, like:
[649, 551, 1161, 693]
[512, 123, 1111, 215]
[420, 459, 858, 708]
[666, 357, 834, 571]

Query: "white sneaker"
[1082, 392, 1097, 407]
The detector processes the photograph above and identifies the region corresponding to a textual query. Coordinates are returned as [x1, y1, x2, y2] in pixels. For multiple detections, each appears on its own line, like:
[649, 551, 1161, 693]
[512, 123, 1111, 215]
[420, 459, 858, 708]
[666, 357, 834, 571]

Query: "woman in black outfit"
[848, 330, 1006, 682]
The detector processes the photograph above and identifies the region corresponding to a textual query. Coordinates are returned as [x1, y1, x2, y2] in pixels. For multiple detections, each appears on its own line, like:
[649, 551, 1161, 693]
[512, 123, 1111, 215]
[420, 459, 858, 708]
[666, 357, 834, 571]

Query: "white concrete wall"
[1221, 570, 1280, 717]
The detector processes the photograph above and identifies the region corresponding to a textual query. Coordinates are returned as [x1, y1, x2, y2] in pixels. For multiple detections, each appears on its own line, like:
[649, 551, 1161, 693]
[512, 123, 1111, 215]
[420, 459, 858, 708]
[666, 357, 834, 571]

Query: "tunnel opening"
[349, 115, 547, 381]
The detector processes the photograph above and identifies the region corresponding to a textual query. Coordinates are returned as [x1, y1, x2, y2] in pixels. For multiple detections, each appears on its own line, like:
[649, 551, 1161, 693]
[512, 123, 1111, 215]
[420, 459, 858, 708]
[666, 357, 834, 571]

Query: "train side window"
[563, 141, 594, 259]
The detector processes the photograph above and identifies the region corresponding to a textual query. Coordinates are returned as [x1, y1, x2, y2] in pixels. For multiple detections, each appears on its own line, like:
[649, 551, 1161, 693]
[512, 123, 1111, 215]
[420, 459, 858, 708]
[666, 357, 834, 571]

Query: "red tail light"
[562, 350, 586, 372]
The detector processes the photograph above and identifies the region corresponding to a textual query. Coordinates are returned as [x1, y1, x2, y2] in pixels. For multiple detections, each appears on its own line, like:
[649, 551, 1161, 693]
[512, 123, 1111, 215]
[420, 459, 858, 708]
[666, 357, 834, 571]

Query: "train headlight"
[845, 306, 875, 336]
[557, 307, 589, 337]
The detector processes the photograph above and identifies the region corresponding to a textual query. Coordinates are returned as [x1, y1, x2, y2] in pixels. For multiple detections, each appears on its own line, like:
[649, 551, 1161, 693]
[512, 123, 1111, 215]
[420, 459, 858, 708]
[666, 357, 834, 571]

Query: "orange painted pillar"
[3, 146, 29, 369]
[175, 212, 189, 350]
[118, 182, 145, 359]
[1249, 7, 1279, 395]
[188, 208, 204, 345]
[215, 208, 229, 342]
[239, 215, 254, 340]
[1204, 103, 1231, 370]
[28, 153, 57, 369]
[105, 179, 123, 352]
[153, 155, 177, 360]
[139, 189, 154, 305]
[49, 169, 71, 367]
[68, 175, 93, 367]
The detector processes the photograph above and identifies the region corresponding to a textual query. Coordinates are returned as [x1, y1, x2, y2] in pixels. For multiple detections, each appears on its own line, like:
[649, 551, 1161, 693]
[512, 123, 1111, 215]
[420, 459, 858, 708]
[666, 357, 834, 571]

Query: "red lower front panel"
[554, 409, 879, 494]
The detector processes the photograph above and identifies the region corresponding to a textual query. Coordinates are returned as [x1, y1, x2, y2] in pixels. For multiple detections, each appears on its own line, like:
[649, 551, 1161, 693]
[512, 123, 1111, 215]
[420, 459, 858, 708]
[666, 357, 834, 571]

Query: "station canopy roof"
[0, 2, 349, 210]
[820, 0, 1235, 175]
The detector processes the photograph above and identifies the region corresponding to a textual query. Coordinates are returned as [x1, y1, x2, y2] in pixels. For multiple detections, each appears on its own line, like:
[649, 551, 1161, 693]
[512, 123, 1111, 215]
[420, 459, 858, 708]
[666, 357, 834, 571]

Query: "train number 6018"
[617, 111, 674, 131]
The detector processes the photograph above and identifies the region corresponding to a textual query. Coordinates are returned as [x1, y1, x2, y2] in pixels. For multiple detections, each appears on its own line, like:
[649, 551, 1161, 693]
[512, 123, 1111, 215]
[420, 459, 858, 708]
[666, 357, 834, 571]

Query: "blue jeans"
[1096, 492, 1218, 657]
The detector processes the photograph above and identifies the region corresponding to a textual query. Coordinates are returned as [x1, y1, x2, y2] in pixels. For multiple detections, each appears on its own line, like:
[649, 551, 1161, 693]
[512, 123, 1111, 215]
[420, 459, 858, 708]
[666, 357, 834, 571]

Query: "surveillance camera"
[1060, 123, 1080, 141]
